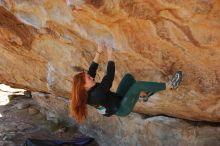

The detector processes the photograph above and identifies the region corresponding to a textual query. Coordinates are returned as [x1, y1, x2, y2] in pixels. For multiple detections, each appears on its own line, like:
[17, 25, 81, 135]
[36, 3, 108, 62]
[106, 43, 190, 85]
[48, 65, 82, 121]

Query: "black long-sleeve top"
[87, 61, 122, 117]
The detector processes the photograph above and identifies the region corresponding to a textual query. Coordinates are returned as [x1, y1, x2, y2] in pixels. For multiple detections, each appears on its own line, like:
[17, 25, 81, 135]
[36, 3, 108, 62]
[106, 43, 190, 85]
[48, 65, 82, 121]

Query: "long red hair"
[70, 72, 88, 123]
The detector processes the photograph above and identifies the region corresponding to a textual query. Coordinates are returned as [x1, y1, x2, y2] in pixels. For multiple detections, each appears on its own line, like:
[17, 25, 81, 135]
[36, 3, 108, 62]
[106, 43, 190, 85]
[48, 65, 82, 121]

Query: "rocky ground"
[0, 92, 99, 146]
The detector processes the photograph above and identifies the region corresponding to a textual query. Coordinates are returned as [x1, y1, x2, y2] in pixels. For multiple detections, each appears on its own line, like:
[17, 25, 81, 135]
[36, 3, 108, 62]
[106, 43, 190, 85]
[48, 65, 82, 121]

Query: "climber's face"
[84, 73, 95, 90]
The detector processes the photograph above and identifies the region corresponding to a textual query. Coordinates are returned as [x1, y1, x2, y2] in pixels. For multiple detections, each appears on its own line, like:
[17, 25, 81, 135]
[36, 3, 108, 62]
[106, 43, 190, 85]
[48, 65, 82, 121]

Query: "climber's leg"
[116, 73, 136, 97]
[115, 81, 166, 116]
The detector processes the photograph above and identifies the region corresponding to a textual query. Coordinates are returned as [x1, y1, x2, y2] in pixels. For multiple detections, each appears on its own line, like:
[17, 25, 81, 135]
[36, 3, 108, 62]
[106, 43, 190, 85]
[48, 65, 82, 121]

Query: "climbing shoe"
[169, 71, 183, 89]
[139, 92, 154, 102]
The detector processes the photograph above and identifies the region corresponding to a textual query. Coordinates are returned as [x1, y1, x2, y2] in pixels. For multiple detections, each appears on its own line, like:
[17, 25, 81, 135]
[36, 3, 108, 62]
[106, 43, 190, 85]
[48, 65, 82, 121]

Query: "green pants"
[115, 74, 166, 116]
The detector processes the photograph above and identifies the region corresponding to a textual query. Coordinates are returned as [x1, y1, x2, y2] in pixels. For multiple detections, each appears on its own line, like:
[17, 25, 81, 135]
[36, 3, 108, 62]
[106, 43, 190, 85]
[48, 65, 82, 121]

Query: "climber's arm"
[88, 42, 104, 78]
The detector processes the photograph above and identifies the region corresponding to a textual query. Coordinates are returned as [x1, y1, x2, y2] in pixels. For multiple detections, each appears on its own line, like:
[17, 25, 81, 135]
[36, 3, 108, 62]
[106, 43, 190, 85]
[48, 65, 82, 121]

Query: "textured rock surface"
[0, 6, 48, 92]
[0, 0, 220, 123]
[32, 92, 220, 146]
[0, 93, 98, 146]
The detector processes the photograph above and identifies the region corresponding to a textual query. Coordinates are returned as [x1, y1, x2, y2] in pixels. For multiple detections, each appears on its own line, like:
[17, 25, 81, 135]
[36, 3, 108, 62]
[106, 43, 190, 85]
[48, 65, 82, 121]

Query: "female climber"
[70, 42, 182, 123]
